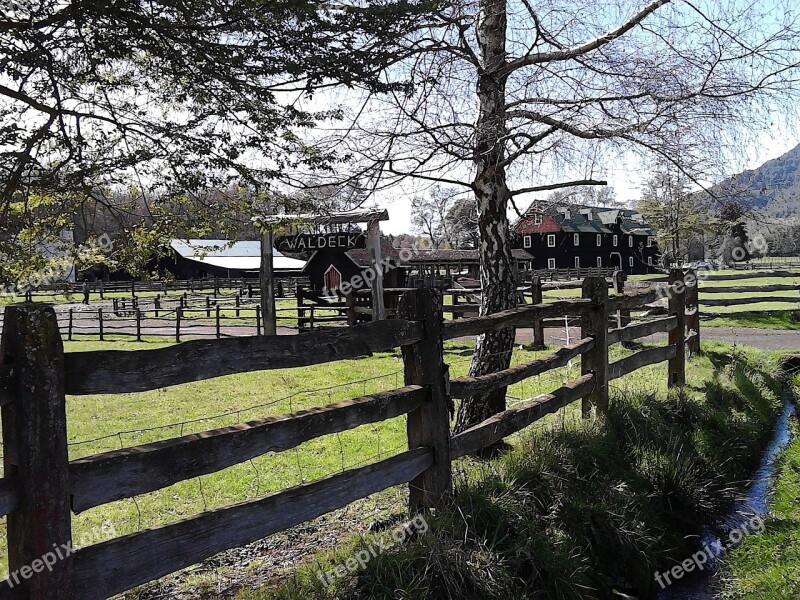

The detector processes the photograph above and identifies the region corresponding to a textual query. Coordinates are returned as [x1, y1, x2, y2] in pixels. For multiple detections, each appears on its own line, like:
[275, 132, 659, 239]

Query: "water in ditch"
[655, 391, 797, 600]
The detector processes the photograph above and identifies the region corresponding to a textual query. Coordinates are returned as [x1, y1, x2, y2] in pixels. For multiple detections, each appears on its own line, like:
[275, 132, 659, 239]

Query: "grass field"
[0, 332, 715, 584]
[258, 341, 787, 600]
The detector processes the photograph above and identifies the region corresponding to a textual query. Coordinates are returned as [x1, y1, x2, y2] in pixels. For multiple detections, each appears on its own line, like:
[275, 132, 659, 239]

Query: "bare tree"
[410, 185, 474, 248]
[333, 0, 800, 431]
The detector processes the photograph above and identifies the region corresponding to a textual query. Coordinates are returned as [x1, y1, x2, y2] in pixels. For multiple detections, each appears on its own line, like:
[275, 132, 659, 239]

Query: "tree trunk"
[454, 0, 517, 434]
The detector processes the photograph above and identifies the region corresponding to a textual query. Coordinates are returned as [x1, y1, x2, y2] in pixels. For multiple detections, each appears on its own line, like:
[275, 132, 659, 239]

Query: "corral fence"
[20, 277, 308, 300]
[0, 272, 697, 599]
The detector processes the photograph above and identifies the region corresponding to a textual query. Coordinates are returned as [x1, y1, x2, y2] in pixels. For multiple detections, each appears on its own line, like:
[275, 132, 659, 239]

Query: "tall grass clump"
[265, 351, 784, 600]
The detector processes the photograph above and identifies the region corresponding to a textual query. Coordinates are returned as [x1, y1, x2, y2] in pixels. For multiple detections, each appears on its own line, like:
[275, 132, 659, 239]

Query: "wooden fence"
[0, 273, 696, 599]
[21, 277, 308, 300]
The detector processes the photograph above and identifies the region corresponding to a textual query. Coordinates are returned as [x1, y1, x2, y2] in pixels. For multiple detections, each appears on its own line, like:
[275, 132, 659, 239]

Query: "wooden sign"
[275, 232, 366, 252]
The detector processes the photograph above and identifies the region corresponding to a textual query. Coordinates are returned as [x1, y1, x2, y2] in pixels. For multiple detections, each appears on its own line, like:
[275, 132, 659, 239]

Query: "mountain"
[713, 143, 800, 217]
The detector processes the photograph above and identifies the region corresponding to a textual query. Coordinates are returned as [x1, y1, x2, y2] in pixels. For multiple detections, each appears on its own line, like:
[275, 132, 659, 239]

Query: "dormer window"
[580, 208, 593, 221]
[533, 214, 542, 225]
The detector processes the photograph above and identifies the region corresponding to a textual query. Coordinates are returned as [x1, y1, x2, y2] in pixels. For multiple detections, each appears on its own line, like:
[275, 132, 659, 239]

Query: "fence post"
[68, 308, 73, 341]
[581, 276, 609, 416]
[206, 296, 211, 318]
[685, 268, 700, 355]
[154, 295, 161, 318]
[256, 306, 261, 336]
[98, 307, 104, 341]
[235, 295, 240, 318]
[346, 292, 357, 326]
[531, 276, 545, 350]
[176, 307, 182, 343]
[215, 304, 221, 339]
[1, 305, 74, 599]
[398, 289, 452, 512]
[135, 308, 142, 342]
[668, 269, 686, 388]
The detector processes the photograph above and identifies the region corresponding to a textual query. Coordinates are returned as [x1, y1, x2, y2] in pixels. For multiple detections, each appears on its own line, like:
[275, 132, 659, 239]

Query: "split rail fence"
[0, 273, 697, 599]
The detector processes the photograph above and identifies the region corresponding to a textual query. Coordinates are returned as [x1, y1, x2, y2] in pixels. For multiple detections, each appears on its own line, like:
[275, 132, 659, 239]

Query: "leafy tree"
[0, 0, 438, 277]
[637, 166, 710, 264]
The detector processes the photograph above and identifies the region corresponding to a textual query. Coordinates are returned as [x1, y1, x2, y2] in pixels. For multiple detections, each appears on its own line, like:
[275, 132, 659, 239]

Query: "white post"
[366, 219, 386, 321]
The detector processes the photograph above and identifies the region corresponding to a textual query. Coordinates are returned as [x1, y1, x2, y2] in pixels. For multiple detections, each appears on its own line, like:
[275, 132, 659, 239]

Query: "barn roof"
[170, 239, 306, 271]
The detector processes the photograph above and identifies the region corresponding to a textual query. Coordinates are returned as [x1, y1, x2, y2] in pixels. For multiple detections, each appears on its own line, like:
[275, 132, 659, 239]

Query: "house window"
[575, 257, 580, 269]
[648, 256, 653, 266]
[324, 265, 342, 291]
[547, 234, 556, 248]
[647, 237, 653, 247]
[523, 235, 531, 249]
[629, 236, 634, 248]
[596, 234, 602, 247]
[597, 257, 602, 268]
[613, 235, 618, 247]
[573, 233, 579, 246]
[629, 256, 634, 268]
[547, 258, 556, 269]
[534, 214, 542, 225]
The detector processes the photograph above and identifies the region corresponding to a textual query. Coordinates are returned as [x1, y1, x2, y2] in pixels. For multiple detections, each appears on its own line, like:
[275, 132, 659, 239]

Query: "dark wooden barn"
[513, 203, 661, 275]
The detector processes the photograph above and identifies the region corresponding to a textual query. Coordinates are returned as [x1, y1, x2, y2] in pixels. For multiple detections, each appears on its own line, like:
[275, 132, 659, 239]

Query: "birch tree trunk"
[454, 0, 518, 434]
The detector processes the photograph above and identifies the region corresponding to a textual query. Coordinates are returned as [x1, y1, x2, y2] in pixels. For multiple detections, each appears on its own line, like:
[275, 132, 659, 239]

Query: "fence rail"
[0, 271, 697, 600]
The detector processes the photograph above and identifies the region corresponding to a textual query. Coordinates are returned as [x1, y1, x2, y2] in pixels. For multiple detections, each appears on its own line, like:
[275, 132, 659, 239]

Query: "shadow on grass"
[267, 350, 785, 600]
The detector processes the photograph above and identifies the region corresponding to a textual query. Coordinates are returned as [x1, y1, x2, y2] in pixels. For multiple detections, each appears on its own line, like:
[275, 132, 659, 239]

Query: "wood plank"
[1, 305, 74, 599]
[607, 288, 664, 311]
[0, 364, 11, 406]
[450, 374, 594, 459]
[64, 319, 425, 395]
[73, 448, 433, 600]
[441, 300, 590, 340]
[608, 345, 677, 381]
[581, 277, 609, 415]
[699, 296, 799, 307]
[699, 283, 800, 294]
[702, 270, 800, 281]
[69, 386, 427, 513]
[607, 316, 677, 345]
[0, 477, 19, 518]
[399, 289, 452, 511]
[450, 338, 593, 398]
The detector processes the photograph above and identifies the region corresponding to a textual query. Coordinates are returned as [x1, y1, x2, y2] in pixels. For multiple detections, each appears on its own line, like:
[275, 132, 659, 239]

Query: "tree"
[410, 185, 476, 248]
[545, 186, 619, 208]
[637, 166, 710, 263]
[0, 0, 438, 277]
[337, 0, 800, 431]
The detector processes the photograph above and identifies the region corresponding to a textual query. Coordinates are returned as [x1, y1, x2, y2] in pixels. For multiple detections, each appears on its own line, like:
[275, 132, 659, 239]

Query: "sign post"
[260, 228, 277, 336]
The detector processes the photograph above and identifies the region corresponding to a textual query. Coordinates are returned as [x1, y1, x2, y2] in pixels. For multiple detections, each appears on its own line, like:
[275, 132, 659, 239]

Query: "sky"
[375, 123, 800, 235]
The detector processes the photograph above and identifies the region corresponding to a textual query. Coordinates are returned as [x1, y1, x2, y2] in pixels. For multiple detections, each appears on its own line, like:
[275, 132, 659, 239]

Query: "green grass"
[254, 343, 786, 600]
[0, 336, 598, 575]
[718, 386, 800, 599]
[704, 310, 800, 330]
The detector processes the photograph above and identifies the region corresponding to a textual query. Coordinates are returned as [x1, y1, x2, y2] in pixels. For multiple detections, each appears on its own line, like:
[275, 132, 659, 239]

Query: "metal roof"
[170, 239, 306, 271]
